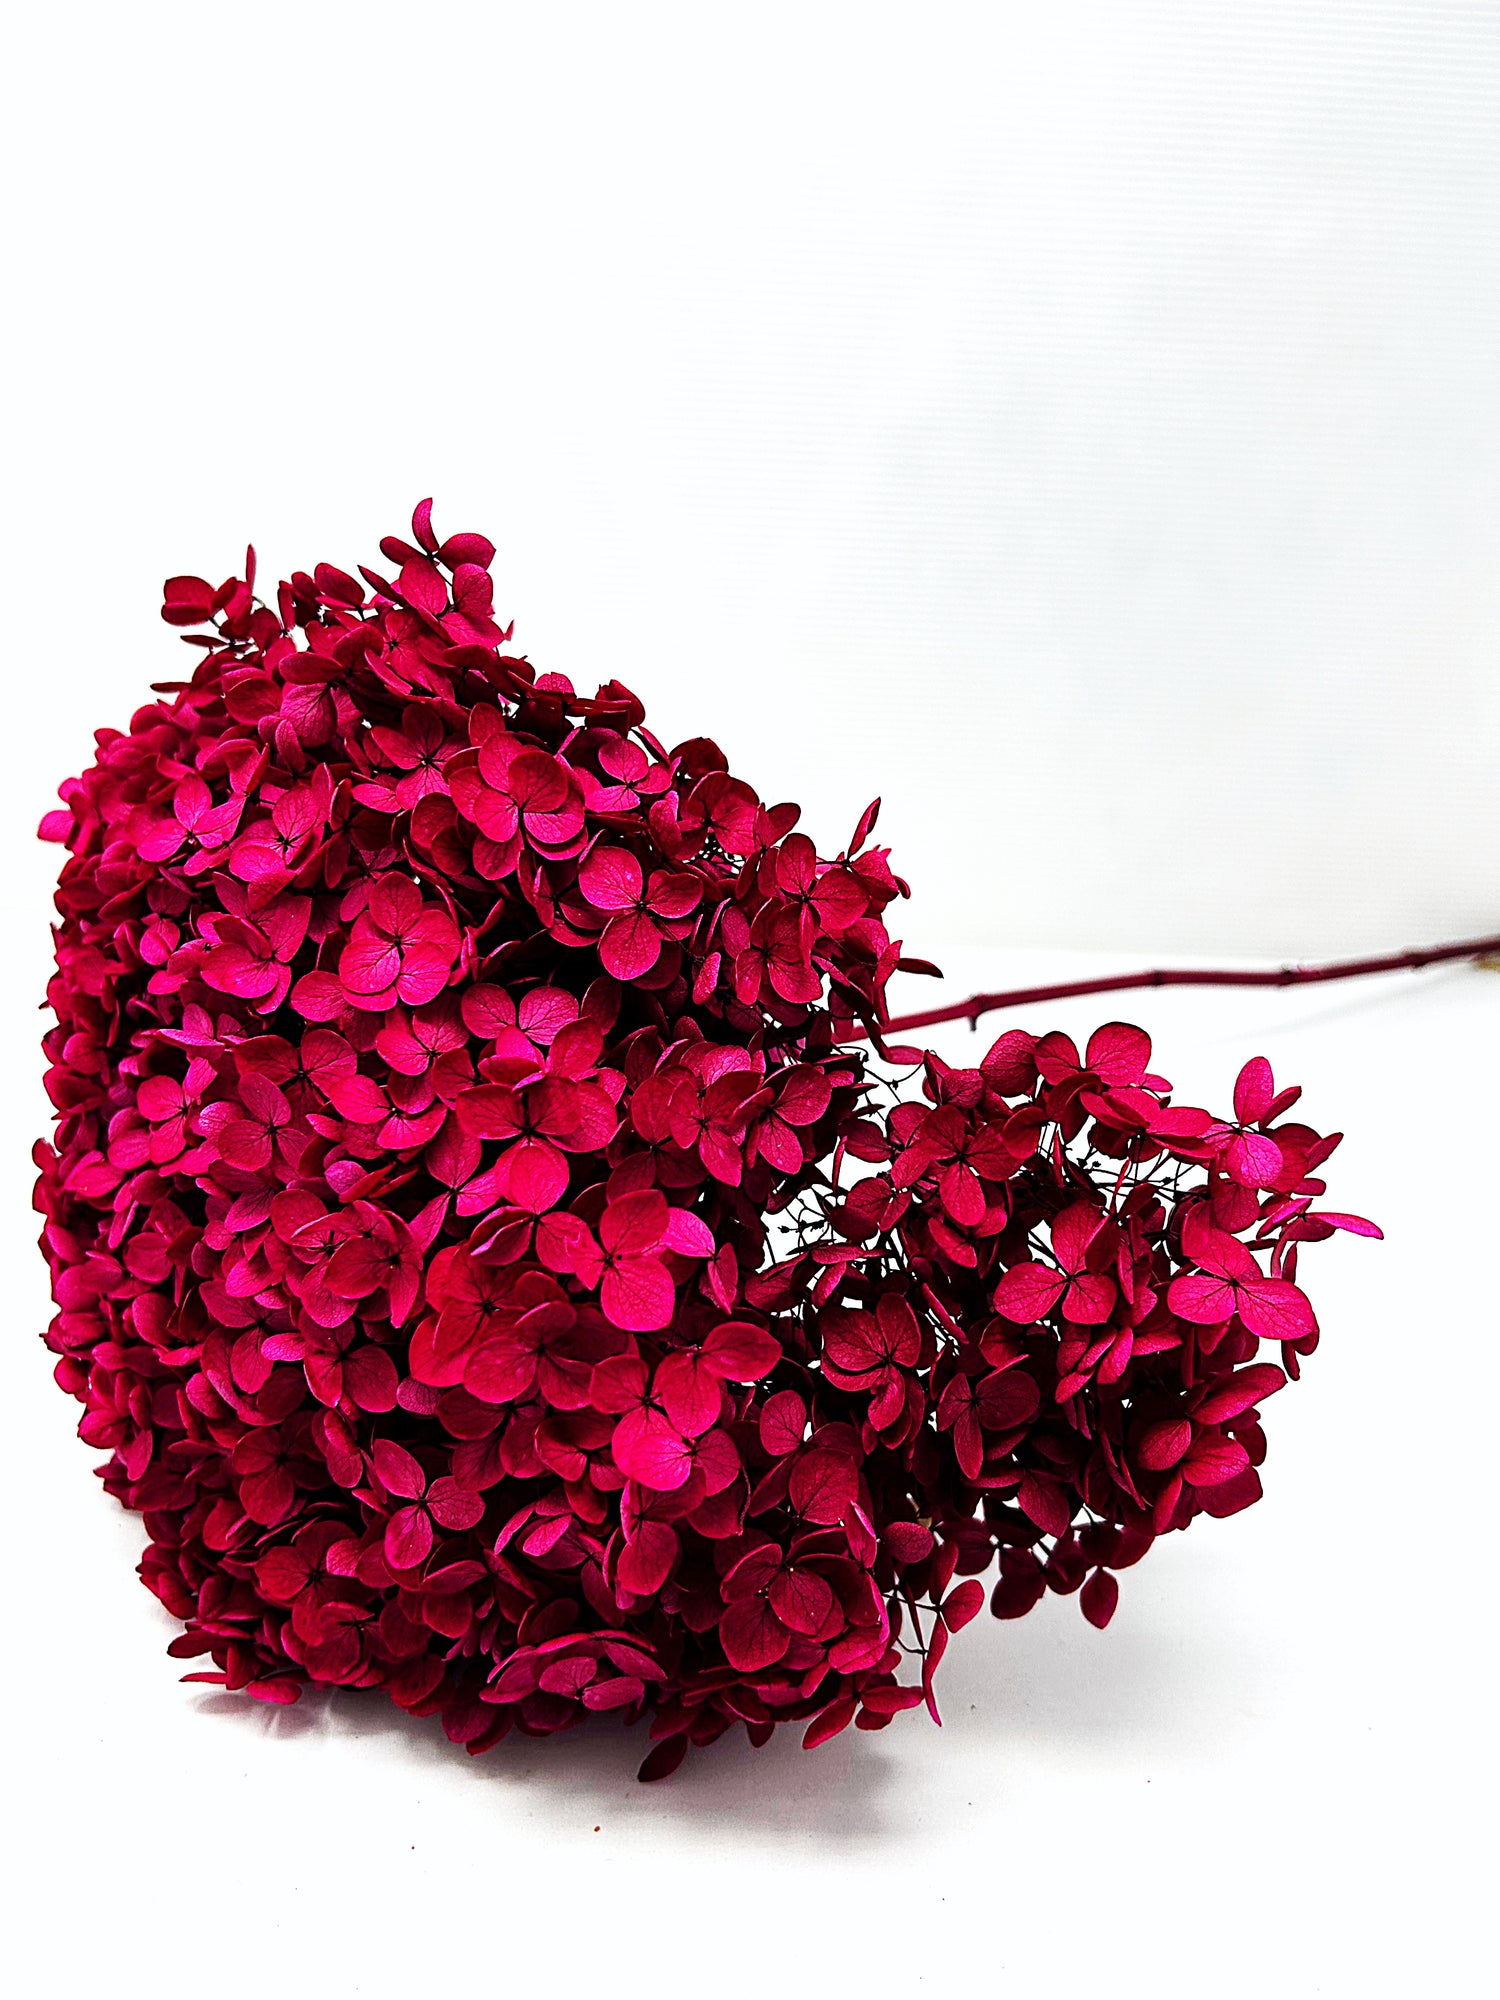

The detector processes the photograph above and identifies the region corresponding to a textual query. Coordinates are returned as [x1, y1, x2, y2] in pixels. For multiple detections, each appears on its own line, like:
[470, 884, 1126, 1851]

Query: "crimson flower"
[1166, 1208, 1316, 1341]
[35, 501, 1374, 1781]
[994, 1202, 1118, 1325]
[577, 845, 702, 981]
[367, 1438, 485, 1570]
[339, 876, 460, 1010]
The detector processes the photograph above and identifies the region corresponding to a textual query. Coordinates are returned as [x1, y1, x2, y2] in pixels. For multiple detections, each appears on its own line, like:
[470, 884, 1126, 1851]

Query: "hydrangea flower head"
[36, 504, 1376, 1777]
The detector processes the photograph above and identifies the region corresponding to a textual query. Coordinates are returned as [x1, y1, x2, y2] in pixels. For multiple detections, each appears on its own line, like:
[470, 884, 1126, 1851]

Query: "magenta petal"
[579, 844, 644, 912]
[703, 1321, 783, 1381]
[1136, 1418, 1192, 1471]
[994, 1261, 1068, 1323]
[1236, 1278, 1316, 1342]
[1225, 1130, 1284, 1188]
[1084, 1021, 1151, 1087]
[247, 1677, 303, 1705]
[940, 1578, 984, 1631]
[395, 944, 454, 1007]
[384, 1504, 433, 1570]
[339, 931, 402, 996]
[370, 1438, 426, 1499]
[586, 1675, 647, 1711]
[1182, 1435, 1252, 1487]
[1017, 1471, 1071, 1538]
[495, 1137, 569, 1215]
[721, 1542, 780, 1601]
[976, 1367, 1040, 1429]
[617, 1521, 679, 1596]
[659, 1208, 716, 1258]
[537, 1656, 597, 1698]
[939, 1161, 986, 1227]
[654, 1352, 722, 1437]
[1061, 1271, 1117, 1324]
[637, 1735, 689, 1783]
[535, 1209, 600, 1277]
[769, 1567, 835, 1636]
[1167, 1272, 1238, 1325]
[883, 1520, 935, 1565]
[803, 1699, 859, 1750]
[759, 1390, 808, 1456]
[612, 1409, 692, 1490]
[398, 556, 448, 617]
[600, 911, 661, 981]
[1193, 1362, 1286, 1424]
[695, 1430, 742, 1497]
[1079, 1569, 1119, 1629]
[1051, 1202, 1106, 1273]
[428, 1477, 484, 1530]
[463, 1338, 536, 1406]
[1317, 1211, 1383, 1240]
[720, 1597, 791, 1672]
[600, 1189, 668, 1255]
[789, 1448, 858, 1524]
[601, 1255, 676, 1333]
[1233, 1055, 1275, 1126]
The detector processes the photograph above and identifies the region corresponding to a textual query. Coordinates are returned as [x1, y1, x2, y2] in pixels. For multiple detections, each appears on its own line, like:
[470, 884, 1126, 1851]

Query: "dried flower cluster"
[36, 504, 1376, 1778]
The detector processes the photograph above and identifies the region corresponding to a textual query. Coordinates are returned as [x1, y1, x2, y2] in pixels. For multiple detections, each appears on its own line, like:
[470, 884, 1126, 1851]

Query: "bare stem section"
[872, 933, 1500, 1037]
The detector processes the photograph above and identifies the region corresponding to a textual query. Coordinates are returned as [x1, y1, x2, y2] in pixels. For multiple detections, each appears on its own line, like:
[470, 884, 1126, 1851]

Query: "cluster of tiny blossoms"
[36, 504, 1376, 1778]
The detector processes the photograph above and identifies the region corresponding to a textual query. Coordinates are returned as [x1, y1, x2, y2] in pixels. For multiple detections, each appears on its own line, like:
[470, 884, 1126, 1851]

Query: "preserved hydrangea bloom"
[36, 503, 1378, 1779]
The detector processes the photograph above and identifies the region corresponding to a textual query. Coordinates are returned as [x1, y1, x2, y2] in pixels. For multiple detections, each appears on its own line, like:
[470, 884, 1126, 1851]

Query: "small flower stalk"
[36, 504, 1376, 1779]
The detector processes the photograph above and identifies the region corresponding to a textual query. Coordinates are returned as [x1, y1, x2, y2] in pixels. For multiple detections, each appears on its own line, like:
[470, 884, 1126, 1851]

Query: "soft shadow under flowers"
[193, 1681, 899, 1846]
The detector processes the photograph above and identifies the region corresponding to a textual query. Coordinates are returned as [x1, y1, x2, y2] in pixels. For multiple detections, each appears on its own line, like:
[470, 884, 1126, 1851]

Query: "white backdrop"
[4, 3, 1497, 965]
[4, 7, 1497, 1998]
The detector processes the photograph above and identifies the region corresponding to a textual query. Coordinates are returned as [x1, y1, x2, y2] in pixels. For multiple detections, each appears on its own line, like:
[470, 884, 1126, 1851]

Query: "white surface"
[8, 950, 1496, 1997]
[2, 3, 1498, 957]
[4, 6, 1498, 1995]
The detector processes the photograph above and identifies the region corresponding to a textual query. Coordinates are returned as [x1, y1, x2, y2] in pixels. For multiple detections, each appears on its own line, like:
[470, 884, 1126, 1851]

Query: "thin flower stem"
[858, 932, 1500, 1038]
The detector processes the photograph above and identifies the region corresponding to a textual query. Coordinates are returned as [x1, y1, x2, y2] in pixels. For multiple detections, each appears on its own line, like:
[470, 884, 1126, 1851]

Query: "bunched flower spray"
[36, 504, 1380, 1779]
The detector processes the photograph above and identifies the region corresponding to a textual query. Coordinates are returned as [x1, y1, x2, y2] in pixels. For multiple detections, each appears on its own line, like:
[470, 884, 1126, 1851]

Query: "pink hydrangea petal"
[599, 911, 661, 982]
[1167, 1272, 1239, 1325]
[579, 845, 644, 912]
[611, 1408, 693, 1490]
[1236, 1278, 1317, 1342]
[495, 1138, 569, 1215]
[600, 1255, 676, 1333]
[994, 1262, 1068, 1323]
[1233, 1056, 1276, 1126]
[720, 1597, 791, 1672]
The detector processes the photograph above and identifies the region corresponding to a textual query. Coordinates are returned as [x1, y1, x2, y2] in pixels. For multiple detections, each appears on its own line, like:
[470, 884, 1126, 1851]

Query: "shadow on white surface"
[183, 1554, 1238, 1845]
[192, 1682, 905, 1843]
